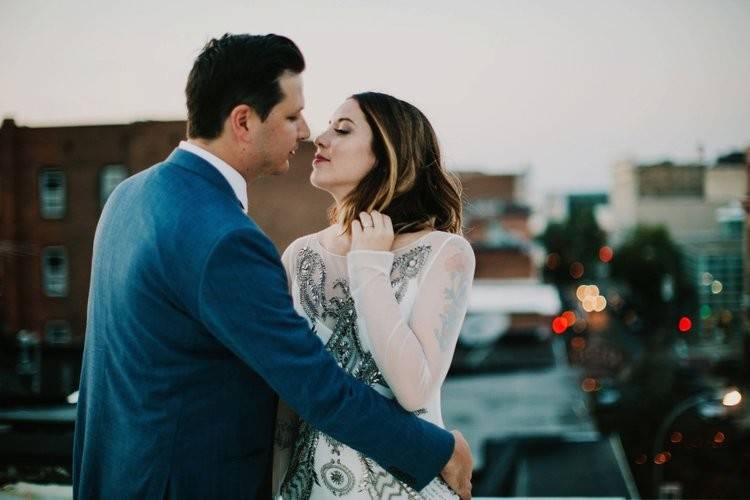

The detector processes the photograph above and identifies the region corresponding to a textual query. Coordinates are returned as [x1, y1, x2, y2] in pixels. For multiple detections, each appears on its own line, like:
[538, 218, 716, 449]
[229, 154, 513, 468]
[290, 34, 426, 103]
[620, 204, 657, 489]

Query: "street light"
[652, 388, 743, 498]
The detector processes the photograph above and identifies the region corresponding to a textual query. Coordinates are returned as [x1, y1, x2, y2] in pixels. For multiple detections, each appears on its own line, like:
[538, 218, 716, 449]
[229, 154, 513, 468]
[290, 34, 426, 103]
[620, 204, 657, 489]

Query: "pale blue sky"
[2, 0, 749, 197]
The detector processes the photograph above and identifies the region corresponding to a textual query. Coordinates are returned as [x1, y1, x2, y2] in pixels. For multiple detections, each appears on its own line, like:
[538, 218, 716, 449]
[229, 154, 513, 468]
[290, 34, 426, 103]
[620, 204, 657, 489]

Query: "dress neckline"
[313, 230, 436, 258]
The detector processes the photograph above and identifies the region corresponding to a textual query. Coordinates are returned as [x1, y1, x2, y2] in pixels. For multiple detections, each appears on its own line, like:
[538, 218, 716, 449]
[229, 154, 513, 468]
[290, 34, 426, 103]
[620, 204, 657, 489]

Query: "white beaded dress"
[273, 230, 475, 499]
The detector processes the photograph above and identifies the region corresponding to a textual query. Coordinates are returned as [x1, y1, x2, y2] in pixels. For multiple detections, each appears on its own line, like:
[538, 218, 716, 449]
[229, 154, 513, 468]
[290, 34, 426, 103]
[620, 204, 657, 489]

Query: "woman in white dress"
[273, 92, 475, 499]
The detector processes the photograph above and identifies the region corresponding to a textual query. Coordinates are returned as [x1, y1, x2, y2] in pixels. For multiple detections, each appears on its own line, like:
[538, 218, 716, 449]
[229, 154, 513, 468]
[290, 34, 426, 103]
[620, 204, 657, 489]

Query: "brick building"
[0, 119, 187, 345]
[0, 119, 331, 346]
[0, 119, 537, 346]
[460, 171, 535, 279]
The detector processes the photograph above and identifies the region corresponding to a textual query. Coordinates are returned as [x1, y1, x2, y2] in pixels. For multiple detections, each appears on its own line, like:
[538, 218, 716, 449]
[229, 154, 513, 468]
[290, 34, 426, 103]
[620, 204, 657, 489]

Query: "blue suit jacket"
[72, 148, 454, 499]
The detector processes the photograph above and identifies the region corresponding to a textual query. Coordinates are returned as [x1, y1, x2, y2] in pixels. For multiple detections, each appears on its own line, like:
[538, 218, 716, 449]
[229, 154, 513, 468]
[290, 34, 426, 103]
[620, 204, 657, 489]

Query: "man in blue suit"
[73, 34, 473, 499]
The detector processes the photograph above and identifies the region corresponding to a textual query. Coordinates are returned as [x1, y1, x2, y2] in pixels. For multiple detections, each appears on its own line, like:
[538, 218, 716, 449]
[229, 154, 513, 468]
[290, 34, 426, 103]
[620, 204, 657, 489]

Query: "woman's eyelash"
[334, 128, 350, 135]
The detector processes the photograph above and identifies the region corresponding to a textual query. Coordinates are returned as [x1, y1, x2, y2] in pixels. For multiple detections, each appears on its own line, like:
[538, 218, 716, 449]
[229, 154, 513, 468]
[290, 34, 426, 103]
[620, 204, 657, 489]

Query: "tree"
[540, 207, 606, 285]
[610, 225, 695, 330]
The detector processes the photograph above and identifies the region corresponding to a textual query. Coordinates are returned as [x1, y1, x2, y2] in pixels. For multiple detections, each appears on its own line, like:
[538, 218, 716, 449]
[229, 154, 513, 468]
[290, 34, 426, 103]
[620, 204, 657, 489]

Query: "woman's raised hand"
[350, 211, 394, 252]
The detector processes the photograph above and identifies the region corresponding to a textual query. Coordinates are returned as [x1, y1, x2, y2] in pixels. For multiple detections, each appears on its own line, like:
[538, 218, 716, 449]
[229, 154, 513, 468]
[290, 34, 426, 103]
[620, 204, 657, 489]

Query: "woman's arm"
[347, 235, 475, 411]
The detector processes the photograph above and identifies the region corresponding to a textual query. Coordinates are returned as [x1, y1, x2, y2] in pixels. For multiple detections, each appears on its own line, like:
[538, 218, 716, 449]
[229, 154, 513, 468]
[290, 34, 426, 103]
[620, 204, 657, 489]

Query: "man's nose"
[299, 117, 311, 141]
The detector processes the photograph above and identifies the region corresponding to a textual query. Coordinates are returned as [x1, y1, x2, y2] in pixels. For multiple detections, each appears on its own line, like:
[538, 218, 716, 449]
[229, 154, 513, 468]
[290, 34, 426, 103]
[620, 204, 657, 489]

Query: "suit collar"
[177, 141, 248, 211]
[166, 148, 246, 210]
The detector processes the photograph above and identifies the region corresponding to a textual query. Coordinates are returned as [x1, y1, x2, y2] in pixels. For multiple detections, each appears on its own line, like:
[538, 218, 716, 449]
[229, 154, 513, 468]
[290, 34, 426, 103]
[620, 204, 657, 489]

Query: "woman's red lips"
[313, 154, 329, 164]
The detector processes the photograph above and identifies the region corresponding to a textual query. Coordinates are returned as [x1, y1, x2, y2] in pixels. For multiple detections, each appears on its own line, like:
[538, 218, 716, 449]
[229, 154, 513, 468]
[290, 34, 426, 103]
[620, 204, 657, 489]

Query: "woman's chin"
[309, 170, 323, 189]
[309, 173, 333, 193]
[308, 176, 350, 200]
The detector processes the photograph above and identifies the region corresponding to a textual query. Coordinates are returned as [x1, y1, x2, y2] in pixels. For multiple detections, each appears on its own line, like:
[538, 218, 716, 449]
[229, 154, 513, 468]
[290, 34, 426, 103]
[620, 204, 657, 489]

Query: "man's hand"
[440, 430, 473, 499]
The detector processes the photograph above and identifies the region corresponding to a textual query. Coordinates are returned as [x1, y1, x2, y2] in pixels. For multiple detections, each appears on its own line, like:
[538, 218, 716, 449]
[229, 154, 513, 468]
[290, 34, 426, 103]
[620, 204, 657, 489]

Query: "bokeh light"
[581, 378, 598, 392]
[552, 316, 567, 334]
[593, 295, 607, 312]
[711, 280, 723, 294]
[573, 319, 588, 333]
[598, 246, 613, 263]
[582, 296, 596, 312]
[722, 390, 742, 407]
[562, 310, 577, 326]
[678, 317, 692, 333]
[570, 262, 584, 279]
[571, 337, 586, 350]
[670, 432, 683, 443]
[546, 253, 560, 270]
[720, 310, 733, 324]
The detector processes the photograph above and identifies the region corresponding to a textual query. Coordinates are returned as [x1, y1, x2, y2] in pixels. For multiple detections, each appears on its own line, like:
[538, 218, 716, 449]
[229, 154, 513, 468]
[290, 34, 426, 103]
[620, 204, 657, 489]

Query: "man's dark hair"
[185, 33, 305, 139]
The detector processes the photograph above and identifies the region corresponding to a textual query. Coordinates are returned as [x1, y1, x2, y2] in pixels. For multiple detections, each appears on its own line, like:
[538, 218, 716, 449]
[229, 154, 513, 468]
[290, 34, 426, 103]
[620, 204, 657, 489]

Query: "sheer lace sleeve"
[347, 235, 475, 411]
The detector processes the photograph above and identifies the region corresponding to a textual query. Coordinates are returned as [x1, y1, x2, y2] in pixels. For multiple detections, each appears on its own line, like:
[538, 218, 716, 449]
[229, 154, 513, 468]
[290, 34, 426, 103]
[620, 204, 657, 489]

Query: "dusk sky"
[2, 0, 749, 198]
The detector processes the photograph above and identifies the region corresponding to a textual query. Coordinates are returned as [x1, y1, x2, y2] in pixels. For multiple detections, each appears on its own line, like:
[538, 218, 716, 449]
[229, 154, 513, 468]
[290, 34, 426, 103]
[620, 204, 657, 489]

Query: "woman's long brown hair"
[328, 92, 463, 235]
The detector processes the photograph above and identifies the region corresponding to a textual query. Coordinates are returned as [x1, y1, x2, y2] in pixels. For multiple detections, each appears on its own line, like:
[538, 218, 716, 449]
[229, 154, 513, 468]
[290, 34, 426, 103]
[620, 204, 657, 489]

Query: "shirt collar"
[178, 141, 248, 211]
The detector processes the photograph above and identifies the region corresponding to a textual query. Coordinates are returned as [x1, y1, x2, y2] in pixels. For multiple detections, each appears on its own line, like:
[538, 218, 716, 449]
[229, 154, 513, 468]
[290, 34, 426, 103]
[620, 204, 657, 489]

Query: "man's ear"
[227, 104, 260, 142]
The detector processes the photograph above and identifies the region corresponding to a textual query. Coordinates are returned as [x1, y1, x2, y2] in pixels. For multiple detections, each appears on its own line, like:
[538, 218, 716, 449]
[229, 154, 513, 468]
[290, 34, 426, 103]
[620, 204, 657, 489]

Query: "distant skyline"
[2, 0, 749, 199]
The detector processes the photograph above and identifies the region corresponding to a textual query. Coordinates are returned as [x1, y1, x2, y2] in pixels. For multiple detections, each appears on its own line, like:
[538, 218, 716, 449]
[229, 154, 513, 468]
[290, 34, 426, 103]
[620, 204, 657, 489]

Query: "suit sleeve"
[197, 227, 454, 490]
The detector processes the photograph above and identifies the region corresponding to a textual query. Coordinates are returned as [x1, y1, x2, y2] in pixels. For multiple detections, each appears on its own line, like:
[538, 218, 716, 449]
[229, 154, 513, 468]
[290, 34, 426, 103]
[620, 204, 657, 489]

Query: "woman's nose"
[314, 131, 328, 148]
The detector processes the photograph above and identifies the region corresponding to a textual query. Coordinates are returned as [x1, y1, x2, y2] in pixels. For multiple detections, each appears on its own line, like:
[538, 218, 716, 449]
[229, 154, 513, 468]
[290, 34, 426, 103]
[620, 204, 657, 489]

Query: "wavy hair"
[329, 92, 463, 235]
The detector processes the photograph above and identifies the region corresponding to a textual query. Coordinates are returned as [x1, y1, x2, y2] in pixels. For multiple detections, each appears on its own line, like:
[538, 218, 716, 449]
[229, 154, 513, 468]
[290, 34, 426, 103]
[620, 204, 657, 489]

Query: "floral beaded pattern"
[391, 246, 432, 302]
[280, 242, 434, 499]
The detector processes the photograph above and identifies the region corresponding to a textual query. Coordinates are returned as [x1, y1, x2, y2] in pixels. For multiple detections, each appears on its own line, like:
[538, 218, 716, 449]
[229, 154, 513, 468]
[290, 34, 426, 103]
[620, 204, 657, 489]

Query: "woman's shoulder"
[421, 232, 475, 274]
[419, 230, 473, 252]
[280, 232, 320, 266]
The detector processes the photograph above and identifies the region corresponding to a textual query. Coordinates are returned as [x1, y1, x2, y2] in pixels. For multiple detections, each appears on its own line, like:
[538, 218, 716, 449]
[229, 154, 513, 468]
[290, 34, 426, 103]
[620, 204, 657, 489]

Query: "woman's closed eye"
[334, 128, 350, 135]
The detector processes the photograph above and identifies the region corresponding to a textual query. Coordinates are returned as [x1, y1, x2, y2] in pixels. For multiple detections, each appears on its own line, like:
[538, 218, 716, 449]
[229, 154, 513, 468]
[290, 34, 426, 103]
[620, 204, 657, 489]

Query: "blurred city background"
[1, 1, 749, 499]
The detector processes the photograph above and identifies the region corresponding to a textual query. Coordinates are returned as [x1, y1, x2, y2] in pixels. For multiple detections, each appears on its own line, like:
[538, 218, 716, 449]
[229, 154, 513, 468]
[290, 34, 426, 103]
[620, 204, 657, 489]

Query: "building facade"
[1, 119, 543, 346]
[460, 171, 536, 279]
[611, 160, 745, 243]
[0, 119, 187, 346]
[0, 120, 330, 346]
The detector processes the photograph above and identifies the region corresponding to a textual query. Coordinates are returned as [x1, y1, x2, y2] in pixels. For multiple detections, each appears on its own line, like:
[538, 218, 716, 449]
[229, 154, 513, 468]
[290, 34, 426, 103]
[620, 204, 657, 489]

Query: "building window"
[45, 320, 72, 344]
[42, 246, 68, 297]
[39, 168, 66, 219]
[100, 164, 128, 208]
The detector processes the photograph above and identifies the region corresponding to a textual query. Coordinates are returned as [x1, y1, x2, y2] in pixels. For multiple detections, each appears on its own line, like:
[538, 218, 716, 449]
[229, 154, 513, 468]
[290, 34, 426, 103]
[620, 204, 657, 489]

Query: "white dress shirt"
[178, 141, 248, 212]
